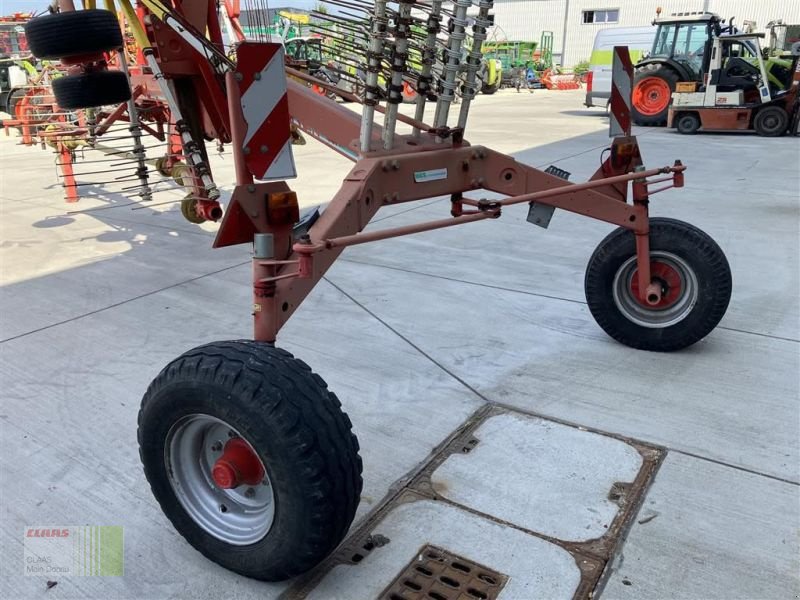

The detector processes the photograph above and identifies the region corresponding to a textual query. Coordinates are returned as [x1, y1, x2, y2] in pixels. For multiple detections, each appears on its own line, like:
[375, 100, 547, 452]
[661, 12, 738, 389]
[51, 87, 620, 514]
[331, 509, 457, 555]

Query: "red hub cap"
[211, 438, 265, 489]
[633, 77, 671, 116]
[630, 261, 683, 308]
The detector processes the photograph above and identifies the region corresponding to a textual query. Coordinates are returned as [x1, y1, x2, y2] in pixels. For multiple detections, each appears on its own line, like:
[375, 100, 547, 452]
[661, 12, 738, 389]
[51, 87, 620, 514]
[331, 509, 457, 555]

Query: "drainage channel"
[283, 404, 665, 600]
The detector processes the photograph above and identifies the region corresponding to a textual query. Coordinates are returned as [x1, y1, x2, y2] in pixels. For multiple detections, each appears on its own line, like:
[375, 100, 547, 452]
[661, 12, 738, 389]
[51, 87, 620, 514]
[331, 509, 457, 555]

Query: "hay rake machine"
[26, 0, 732, 582]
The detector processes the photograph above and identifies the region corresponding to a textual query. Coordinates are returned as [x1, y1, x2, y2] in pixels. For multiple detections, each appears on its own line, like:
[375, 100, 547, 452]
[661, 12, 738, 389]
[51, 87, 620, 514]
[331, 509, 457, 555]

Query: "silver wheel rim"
[165, 414, 275, 545]
[612, 251, 699, 329]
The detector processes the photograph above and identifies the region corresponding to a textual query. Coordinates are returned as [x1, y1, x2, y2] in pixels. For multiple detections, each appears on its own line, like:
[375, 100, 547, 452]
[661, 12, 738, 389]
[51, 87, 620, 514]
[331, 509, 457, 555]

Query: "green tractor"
[632, 12, 796, 126]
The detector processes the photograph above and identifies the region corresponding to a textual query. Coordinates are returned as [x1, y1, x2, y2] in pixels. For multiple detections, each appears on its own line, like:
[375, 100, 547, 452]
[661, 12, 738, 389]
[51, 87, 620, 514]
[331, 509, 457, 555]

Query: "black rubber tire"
[632, 63, 680, 126]
[753, 105, 789, 137]
[52, 71, 131, 109]
[4, 86, 26, 116]
[481, 82, 499, 95]
[676, 111, 700, 135]
[138, 341, 363, 581]
[585, 218, 731, 352]
[24, 9, 123, 60]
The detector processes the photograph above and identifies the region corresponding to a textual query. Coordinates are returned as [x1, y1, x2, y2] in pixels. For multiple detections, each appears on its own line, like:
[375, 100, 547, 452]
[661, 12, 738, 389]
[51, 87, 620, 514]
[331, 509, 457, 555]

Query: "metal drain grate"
[380, 544, 508, 600]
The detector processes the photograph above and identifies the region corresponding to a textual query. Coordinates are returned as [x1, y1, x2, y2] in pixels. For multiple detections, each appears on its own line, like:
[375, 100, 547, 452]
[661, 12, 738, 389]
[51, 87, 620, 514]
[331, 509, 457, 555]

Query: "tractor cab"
[284, 37, 324, 72]
[647, 12, 722, 83]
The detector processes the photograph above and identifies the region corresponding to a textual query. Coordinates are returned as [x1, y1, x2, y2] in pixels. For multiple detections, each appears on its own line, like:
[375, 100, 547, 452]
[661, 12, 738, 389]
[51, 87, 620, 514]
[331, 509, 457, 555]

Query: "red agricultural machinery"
[24, 0, 732, 582]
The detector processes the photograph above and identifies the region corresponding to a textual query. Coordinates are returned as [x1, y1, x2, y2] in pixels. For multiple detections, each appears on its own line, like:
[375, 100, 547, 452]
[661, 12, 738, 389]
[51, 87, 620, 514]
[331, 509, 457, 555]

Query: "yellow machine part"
[43, 124, 86, 150]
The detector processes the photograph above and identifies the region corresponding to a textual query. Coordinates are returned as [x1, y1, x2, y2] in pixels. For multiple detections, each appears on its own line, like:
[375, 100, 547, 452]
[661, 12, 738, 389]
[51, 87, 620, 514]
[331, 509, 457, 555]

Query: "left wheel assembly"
[138, 341, 364, 581]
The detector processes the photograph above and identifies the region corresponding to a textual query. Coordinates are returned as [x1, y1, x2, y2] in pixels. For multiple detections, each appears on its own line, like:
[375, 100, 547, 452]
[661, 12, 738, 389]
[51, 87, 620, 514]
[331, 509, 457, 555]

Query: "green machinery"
[483, 40, 538, 69]
[538, 31, 553, 70]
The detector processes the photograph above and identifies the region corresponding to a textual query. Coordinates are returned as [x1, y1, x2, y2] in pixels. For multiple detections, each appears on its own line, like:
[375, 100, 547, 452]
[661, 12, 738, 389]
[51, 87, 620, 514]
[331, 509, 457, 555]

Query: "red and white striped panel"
[236, 42, 296, 180]
[609, 46, 634, 138]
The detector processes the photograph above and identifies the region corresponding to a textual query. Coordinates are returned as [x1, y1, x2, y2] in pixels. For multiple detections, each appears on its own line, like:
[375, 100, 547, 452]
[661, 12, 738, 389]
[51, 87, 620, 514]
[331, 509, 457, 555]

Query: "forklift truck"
[668, 32, 800, 136]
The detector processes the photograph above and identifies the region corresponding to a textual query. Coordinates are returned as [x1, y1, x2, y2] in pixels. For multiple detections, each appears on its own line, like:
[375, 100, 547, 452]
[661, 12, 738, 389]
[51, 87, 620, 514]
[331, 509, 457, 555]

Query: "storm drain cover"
[380, 544, 508, 600]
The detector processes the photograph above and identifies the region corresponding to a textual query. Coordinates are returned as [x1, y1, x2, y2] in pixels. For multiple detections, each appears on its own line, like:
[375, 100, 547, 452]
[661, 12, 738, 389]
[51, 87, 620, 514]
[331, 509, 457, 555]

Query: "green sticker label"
[24, 526, 124, 576]
[414, 168, 448, 183]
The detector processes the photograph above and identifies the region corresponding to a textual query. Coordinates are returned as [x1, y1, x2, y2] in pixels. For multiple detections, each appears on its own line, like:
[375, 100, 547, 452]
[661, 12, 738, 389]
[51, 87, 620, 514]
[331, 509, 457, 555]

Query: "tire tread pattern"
[585, 218, 732, 352]
[138, 340, 362, 581]
[25, 10, 123, 60]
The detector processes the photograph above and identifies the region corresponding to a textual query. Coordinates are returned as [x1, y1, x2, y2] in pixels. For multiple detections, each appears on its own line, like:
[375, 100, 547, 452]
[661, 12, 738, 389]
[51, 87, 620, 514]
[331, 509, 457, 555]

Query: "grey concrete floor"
[1, 88, 798, 599]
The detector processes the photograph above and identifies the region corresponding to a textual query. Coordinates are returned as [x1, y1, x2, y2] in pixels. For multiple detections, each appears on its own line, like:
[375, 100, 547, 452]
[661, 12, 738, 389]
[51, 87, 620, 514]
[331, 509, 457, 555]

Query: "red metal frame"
[36, 3, 690, 345]
[206, 78, 686, 343]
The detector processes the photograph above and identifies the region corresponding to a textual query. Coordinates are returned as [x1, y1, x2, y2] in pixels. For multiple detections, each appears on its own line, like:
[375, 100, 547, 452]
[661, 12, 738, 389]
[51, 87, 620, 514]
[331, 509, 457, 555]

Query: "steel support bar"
[321, 210, 499, 250]
[117, 55, 152, 201]
[285, 67, 432, 134]
[144, 50, 220, 199]
[360, 0, 388, 152]
[225, 70, 254, 186]
[382, 0, 413, 149]
[457, 0, 493, 130]
[413, 0, 443, 136]
[497, 164, 686, 208]
[433, 0, 470, 130]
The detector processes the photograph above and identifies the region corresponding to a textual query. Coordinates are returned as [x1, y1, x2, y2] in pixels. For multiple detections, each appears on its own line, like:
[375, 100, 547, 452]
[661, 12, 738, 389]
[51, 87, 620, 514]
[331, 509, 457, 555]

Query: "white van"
[585, 26, 656, 108]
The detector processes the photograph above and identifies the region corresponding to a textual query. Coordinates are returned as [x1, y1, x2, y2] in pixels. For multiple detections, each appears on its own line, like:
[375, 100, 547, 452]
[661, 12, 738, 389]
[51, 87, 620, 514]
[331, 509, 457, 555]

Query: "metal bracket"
[526, 203, 556, 228]
[528, 165, 570, 228]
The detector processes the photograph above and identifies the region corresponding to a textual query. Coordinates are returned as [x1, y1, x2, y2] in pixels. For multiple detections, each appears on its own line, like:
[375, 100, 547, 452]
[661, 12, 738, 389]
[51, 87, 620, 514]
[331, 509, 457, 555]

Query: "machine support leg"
[59, 143, 79, 203]
[253, 233, 277, 344]
[117, 53, 152, 201]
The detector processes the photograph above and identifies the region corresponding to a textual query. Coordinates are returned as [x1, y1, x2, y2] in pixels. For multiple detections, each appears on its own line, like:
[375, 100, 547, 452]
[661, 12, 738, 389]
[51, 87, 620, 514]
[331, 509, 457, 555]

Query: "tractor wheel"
[25, 9, 123, 60]
[753, 106, 788, 137]
[585, 218, 731, 352]
[675, 112, 701, 135]
[632, 64, 680, 126]
[52, 71, 131, 109]
[138, 341, 363, 581]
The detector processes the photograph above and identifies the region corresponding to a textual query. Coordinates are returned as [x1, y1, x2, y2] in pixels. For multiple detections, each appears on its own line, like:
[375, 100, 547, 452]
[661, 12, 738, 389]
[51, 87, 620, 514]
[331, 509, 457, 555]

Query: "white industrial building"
[487, 0, 800, 67]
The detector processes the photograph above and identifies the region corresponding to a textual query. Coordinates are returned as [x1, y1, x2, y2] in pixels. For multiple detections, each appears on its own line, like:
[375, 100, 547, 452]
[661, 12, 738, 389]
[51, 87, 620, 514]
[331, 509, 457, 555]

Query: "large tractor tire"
[138, 341, 363, 581]
[52, 71, 131, 109]
[25, 9, 123, 60]
[632, 63, 680, 126]
[585, 218, 731, 352]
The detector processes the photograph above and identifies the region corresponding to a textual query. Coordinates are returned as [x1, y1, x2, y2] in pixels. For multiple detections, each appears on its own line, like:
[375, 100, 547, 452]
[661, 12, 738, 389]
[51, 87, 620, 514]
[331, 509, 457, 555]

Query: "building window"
[582, 9, 619, 24]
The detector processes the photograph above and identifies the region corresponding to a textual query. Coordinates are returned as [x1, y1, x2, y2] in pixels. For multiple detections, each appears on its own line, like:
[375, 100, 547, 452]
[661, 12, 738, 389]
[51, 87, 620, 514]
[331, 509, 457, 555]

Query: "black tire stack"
[24, 9, 131, 109]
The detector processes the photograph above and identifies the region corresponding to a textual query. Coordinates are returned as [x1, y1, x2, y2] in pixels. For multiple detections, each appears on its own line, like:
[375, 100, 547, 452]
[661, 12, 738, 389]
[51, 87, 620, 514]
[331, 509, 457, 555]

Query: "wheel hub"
[212, 438, 265, 489]
[633, 77, 670, 116]
[630, 261, 683, 309]
[165, 414, 275, 545]
[612, 251, 699, 329]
